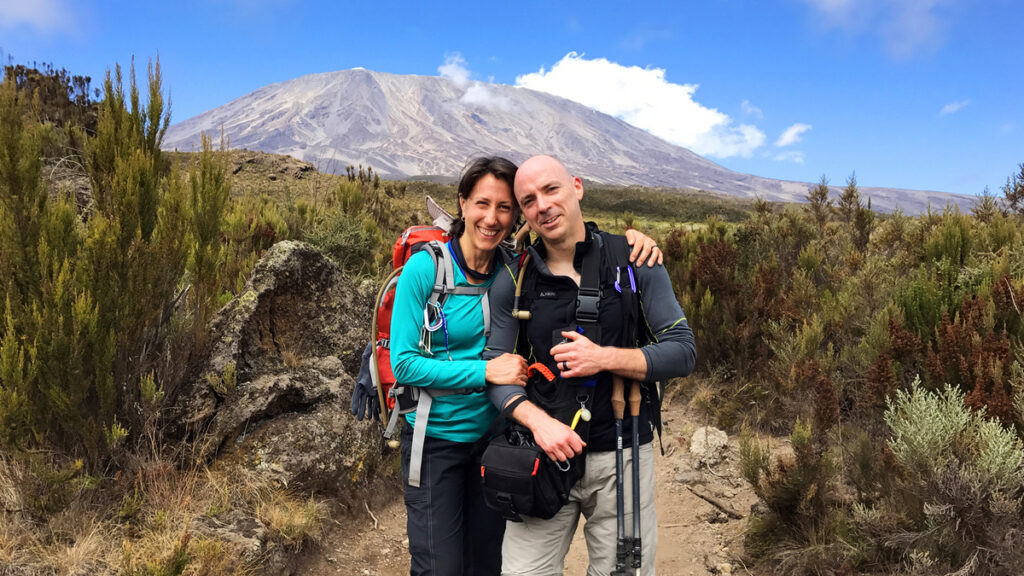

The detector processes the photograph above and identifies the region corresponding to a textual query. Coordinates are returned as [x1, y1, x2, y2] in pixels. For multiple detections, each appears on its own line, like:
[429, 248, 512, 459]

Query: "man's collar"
[529, 222, 600, 274]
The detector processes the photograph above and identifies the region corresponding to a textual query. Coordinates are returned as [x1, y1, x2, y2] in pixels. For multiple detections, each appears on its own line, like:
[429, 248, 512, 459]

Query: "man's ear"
[573, 176, 584, 201]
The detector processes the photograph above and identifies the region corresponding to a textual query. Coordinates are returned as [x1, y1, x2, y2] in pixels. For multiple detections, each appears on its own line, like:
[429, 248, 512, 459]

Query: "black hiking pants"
[401, 423, 505, 576]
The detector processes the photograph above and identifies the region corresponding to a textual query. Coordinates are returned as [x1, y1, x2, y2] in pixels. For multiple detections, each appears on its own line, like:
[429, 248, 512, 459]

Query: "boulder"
[689, 426, 728, 467]
[172, 241, 389, 495]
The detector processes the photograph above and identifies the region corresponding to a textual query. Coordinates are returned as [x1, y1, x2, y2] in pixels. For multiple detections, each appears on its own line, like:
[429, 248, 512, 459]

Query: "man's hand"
[551, 330, 605, 379]
[552, 332, 650, 382]
[509, 399, 586, 462]
[532, 415, 586, 462]
[624, 228, 664, 267]
[485, 353, 528, 386]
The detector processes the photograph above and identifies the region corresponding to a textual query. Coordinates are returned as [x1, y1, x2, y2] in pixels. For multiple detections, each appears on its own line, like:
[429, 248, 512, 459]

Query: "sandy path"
[299, 391, 760, 575]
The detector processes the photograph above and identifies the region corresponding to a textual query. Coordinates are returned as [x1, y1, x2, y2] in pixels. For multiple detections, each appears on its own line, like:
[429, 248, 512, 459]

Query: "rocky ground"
[298, 384, 766, 576]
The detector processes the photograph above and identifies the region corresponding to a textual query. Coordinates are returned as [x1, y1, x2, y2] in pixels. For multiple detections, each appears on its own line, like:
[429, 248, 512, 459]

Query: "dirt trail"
[299, 388, 761, 575]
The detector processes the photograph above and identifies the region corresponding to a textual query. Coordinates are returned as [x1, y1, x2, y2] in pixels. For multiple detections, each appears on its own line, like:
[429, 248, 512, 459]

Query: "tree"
[1001, 163, 1024, 216]
[805, 174, 832, 230]
[187, 134, 231, 338]
[0, 58, 191, 464]
[853, 196, 875, 250]
[972, 186, 1004, 223]
[1, 61, 98, 132]
[837, 172, 861, 225]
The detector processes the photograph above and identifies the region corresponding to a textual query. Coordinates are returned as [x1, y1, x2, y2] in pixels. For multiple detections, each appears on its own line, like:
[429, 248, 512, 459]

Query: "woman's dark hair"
[450, 156, 520, 238]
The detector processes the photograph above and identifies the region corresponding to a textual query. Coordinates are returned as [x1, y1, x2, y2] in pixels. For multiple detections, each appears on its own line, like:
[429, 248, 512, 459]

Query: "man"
[486, 155, 696, 575]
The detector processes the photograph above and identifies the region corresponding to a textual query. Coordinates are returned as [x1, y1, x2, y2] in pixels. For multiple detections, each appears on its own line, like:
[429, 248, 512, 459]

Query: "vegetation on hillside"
[669, 173, 1024, 574]
[0, 60, 370, 574]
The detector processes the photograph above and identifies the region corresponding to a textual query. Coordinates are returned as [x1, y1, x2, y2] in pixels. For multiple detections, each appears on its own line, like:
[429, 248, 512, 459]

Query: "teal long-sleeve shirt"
[389, 243, 501, 443]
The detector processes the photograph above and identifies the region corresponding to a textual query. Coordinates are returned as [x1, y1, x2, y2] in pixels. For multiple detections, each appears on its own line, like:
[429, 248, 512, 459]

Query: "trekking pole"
[611, 375, 630, 576]
[629, 380, 643, 575]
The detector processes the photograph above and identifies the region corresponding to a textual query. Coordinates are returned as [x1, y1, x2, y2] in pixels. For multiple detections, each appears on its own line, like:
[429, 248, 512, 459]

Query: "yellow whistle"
[570, 407, 592, 430]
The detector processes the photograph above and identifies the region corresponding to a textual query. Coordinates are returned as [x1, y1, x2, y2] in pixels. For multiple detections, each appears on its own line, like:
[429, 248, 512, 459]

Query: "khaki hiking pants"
[501, 442, 657, 576]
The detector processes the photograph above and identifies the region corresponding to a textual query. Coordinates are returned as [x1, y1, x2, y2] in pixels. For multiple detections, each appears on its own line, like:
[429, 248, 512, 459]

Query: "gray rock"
[171, 240, 388, 494]
[674, 463, 702, 485]
[235, 401, 388, 497]
[193, 510, 292, 575]
[193, 510, 269, 563]
[689, 426, 728, 467]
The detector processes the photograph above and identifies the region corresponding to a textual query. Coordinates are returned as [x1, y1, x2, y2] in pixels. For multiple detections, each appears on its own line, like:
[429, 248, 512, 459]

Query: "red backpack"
[370, 224, 452, 424]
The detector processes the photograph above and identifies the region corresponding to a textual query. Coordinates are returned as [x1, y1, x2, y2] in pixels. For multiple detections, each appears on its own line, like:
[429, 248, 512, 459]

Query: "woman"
[390, 156, 661, 575]
[390, 156, 526, 576]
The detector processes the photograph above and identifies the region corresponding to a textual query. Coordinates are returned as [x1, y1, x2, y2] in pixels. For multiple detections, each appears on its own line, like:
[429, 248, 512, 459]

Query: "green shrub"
[306, 211, 383, 276]
[878, 379, 1024, 572]
[741, 419, 855, 572]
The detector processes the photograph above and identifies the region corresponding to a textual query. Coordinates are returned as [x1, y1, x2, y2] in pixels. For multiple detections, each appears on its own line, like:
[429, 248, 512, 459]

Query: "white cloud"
[437, 54, 512, 110]
[0, 0, 71, 32]
[461, 83, 512, 111]
[775, 123, 812, 147]
[515, 53, 766, 158]
[438, 53, 471, 88]
[772, 150, 807, 164]
[741, 99, 763, 119]
[802, 0, 956, 59]
[939, 100, 969, 116]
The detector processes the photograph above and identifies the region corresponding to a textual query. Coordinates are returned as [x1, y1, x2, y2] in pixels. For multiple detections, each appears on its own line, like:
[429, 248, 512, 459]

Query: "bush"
[306, 211, 383, 276]
[878, 379, 1024, 573]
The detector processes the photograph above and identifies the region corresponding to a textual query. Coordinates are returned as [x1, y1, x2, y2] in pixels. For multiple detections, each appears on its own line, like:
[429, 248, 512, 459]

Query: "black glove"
[351, 341, 380, 421]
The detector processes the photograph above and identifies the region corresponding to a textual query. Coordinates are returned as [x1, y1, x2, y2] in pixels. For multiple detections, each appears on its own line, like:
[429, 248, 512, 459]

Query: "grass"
[0, 449, 325, 575]
[257, 492, 326, 551]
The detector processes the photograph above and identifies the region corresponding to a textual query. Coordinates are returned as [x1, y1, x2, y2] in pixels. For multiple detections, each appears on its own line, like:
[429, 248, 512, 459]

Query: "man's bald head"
[513, 155, 586, 248]
[515, 155, 571, 191]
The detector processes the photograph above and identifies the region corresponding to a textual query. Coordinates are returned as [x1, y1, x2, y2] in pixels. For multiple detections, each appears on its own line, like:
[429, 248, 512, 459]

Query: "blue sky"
[2, 0, 1022, 196]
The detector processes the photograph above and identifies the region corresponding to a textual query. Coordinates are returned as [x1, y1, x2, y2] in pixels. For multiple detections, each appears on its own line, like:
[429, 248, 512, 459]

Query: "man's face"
[514, 156, 585, 246]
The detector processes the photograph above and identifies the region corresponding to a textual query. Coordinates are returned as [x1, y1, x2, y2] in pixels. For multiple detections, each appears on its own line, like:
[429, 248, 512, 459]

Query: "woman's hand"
[485, 353, 528, 386]
[624, 228, 664, 267]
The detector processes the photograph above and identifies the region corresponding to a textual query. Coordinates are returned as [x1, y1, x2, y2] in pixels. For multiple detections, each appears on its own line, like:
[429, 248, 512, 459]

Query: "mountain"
[163, 69, 975, 214]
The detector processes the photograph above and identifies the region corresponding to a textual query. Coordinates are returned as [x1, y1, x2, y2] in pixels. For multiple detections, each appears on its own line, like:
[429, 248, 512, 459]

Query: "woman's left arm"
[390, 251, 488, 390]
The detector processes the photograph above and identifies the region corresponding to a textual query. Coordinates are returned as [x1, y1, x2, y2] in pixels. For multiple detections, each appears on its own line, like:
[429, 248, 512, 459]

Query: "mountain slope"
[164, 69, 974, 214]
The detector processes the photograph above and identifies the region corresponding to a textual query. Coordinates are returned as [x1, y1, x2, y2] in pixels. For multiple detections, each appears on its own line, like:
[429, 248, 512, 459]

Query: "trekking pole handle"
[628, 380, 642, 418]
[612, 375, 625, 420]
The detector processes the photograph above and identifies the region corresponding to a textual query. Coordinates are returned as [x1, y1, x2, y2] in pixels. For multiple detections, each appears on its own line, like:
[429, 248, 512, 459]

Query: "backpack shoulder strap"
[600, 232, 642, 348]
[601, 231, 665, 452]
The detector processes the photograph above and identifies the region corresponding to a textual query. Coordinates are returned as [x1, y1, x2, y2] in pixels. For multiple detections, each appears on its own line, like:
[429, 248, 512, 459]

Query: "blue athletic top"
[390, 243, 514, 442]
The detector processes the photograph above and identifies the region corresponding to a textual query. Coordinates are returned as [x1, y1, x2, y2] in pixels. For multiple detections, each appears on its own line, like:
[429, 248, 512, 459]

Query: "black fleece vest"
[517, 230, 654, 452]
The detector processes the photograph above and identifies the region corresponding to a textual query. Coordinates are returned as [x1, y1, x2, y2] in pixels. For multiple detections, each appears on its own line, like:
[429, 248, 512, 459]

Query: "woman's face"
[458, 173, 516, 256]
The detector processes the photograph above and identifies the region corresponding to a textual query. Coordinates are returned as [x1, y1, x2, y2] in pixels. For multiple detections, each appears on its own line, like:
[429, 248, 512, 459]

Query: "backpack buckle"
[576, 287, 600, 324]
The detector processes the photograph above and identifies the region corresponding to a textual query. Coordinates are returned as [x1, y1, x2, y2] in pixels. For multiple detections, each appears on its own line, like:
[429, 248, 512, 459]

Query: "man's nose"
[535, 194, 551, 213]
